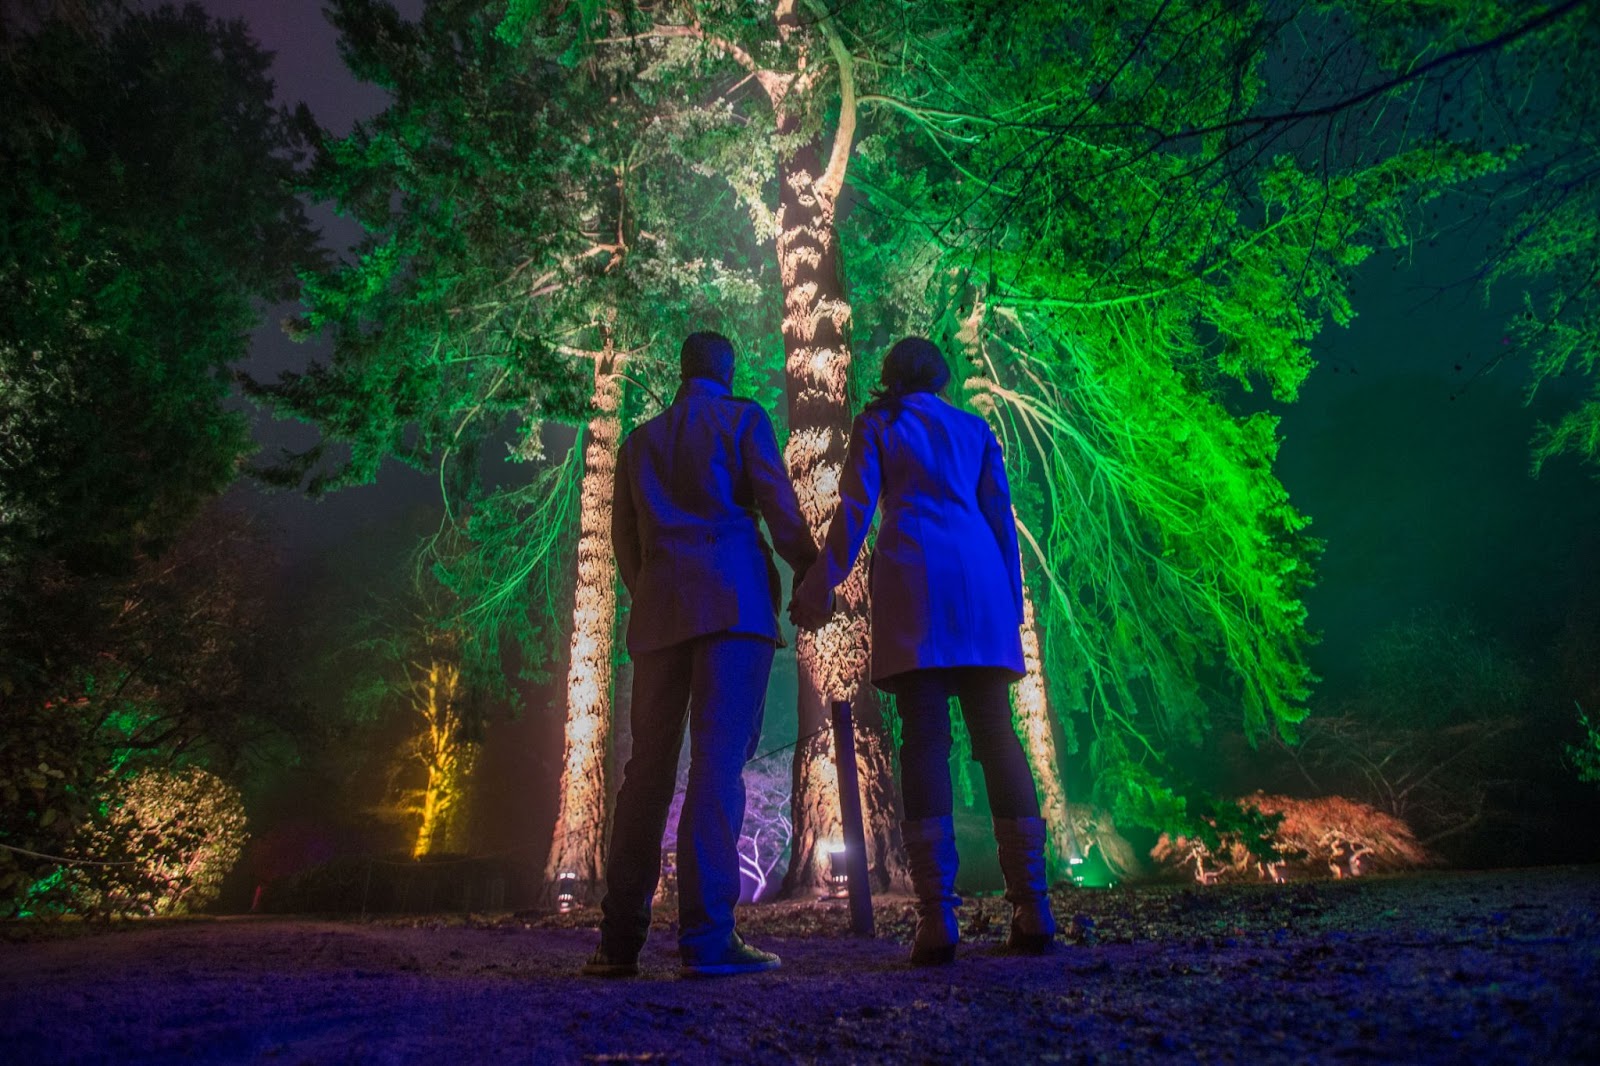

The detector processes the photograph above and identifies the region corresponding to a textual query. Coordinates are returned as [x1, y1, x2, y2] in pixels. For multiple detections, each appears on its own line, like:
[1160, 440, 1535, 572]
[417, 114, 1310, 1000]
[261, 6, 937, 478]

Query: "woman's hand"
[788, 567, 835, 630]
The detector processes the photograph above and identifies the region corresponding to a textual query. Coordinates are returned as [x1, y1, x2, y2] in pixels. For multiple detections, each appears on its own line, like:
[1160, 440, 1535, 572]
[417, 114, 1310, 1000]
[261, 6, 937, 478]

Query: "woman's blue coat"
[795, 392, 1026, 686]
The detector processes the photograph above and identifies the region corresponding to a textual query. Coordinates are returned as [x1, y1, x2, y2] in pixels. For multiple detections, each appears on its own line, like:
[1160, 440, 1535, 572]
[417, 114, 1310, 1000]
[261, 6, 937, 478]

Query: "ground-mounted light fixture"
[825, 843, 849, 899]
[556, 871, 580, 914]
[1068, 843, 1118, 890]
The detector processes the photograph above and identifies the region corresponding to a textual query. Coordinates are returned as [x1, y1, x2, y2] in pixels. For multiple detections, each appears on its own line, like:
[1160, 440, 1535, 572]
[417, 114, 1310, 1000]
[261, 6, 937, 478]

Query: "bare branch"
[807, 0, 856, 202]
[1133, 0, 1586, 149]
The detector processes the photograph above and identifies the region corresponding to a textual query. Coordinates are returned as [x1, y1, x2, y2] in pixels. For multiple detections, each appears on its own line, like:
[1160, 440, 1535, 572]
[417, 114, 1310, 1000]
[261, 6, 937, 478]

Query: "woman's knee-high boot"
[993, 816, 1057, 953]
[901, 817, 960, 965]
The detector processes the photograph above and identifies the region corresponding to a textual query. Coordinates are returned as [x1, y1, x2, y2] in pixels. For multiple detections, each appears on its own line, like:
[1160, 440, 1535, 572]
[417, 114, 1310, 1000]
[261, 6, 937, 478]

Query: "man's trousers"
[598, 632, 774, 962]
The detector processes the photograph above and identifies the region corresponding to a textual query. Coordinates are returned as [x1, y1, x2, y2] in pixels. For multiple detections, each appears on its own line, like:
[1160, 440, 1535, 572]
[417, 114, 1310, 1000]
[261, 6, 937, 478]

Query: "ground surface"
[3, 866, 1598, 1064]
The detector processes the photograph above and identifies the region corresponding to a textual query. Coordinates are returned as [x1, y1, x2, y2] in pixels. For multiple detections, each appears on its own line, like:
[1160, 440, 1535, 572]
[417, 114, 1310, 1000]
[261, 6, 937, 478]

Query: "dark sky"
[201, 0, 407, 134]
[210, 0, 1599, 697]
[208, 0, 436, 561]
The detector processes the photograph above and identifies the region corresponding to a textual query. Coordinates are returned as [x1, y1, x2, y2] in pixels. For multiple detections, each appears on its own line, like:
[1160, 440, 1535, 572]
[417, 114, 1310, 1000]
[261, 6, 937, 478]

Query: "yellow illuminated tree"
[404, 652, 479, 859]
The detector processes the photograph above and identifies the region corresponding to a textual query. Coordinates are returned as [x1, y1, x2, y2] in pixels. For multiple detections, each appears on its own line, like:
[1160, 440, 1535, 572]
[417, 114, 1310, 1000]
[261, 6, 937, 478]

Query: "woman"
[790, 336, 1056, 965]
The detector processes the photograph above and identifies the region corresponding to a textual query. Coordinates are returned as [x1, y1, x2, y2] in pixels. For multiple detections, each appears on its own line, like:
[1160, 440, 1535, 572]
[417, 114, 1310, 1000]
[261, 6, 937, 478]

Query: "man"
[584, 331, 817, 978]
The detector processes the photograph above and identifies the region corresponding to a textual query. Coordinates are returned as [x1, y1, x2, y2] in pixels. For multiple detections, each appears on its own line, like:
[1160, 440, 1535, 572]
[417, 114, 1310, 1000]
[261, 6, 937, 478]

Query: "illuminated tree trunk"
[770, 127, 904, 896]
[1014, 582, 1077, 874]
[542, 337, 623, 898]
[956, 294, 1077, 875]
[412, 659, 477, 859]
[599, 3, 903, 894]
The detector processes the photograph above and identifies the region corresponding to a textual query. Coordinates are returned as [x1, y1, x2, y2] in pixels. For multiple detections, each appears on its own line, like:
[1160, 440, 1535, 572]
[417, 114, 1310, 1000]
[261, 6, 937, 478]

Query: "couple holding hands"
[585, 331, 1056, 978]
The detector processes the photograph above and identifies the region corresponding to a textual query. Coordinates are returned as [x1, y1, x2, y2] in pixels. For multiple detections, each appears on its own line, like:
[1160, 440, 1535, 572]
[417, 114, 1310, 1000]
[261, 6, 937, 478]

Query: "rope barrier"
[0, 841, 138, 867]
[749, 723, 831, 765]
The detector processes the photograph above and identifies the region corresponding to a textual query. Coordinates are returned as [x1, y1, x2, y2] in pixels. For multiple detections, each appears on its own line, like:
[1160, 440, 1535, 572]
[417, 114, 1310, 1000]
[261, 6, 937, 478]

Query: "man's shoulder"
[682, 392, 769, 424]
[624, 394, 770, 441]
[714, 393, 774, 428]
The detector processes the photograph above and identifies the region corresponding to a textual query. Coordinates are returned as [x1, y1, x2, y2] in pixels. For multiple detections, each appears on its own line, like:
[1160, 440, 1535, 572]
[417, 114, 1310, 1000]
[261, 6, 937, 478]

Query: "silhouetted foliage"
[0, 1, 318, 574]
[1270, 613, 1563, 863]
[1, 506, 301, 916]
[0, 1, 320, 914]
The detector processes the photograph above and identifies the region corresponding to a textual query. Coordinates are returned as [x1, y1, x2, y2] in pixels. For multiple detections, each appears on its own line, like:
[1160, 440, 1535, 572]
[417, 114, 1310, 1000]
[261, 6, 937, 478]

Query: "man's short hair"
[681, 331, 736, 386]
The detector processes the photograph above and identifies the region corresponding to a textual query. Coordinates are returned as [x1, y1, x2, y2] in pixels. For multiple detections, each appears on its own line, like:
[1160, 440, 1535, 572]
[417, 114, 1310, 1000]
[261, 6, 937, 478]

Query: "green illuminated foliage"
[826, 1, 1519, 836]
[1569, 704, 1600, 786]
[260, 0, 778, 691]
[68, 766, 249, 918]
[1317, 0, 1600, 471]
[296, 1, 1597, 843]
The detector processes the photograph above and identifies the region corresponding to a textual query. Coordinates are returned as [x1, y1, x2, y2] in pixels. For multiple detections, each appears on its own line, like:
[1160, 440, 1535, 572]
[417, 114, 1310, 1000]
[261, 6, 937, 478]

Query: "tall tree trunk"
[1014, 579, 1077, 874]
[542, 334, 623, 899]
[613, 4, 903, 894]
[771, 132, 903, 896]
[956, 293, 1078, 876]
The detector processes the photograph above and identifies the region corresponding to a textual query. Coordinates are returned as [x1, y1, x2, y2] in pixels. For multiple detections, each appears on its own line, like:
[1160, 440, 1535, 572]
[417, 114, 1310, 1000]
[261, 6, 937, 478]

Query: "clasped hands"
[787, 564, 834, 631]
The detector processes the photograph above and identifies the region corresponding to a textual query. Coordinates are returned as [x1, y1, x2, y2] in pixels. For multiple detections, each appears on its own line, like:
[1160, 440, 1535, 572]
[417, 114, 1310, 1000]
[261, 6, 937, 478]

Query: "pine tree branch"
[1150, 0, 1586, 147]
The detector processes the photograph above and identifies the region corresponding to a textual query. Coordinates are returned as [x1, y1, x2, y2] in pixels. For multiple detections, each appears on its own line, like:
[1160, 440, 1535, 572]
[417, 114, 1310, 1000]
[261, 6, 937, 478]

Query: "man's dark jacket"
[611, 378, 817, 654]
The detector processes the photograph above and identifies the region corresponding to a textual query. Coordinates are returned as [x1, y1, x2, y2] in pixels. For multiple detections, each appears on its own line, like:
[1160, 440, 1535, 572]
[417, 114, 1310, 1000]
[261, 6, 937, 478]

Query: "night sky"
[213, 0, 437, 565]
[214, 0, 1597, 718]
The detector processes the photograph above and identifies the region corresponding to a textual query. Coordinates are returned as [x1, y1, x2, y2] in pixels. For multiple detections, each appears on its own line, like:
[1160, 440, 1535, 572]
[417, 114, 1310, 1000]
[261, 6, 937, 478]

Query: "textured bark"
[1016, 582, 1078, 874]
[542, 341, 623, 900]
[785, 724, 900, 897]
[770, 129, 904, 896]
[440, 743, 479, 855]
[603, 4, 903, 896]
[956, 292, 1078, 875]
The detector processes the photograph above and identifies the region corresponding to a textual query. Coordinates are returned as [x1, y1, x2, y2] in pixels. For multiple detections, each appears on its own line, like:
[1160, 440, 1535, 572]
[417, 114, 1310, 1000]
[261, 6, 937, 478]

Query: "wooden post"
[831, 700, 875, 937]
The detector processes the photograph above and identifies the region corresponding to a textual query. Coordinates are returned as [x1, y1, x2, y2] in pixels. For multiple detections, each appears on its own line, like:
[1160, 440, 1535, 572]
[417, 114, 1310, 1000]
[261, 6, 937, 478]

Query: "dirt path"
[4, 866, 1597, 1064]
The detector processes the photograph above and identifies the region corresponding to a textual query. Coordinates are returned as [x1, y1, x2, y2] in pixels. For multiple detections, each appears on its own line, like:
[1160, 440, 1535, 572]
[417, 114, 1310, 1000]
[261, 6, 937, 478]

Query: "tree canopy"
[270, 0, 1595, 843]
[249, 0, 785, 688]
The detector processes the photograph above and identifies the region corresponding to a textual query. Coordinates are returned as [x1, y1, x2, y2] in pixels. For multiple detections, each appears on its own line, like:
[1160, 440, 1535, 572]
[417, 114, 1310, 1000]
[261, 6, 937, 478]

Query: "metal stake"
[831, 700, 875, 937]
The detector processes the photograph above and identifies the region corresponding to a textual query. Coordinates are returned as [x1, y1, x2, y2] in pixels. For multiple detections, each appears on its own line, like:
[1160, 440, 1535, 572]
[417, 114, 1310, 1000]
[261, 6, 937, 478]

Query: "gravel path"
[4, 866, 1598, 1064]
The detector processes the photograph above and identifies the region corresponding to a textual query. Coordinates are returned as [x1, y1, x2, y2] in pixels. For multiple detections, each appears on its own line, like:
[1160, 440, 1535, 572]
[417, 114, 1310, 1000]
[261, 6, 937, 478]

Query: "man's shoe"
[680, 936, 781, 977]
[581, 948, 640, 977]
